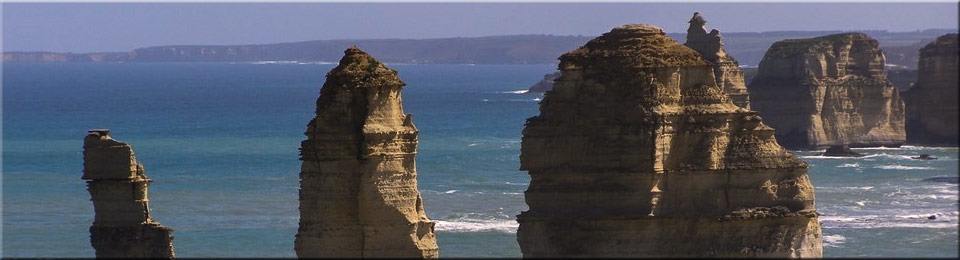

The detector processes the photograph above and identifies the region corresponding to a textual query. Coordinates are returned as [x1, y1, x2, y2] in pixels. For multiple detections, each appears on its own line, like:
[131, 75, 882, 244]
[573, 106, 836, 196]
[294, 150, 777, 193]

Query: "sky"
[2, 2, 958, 52]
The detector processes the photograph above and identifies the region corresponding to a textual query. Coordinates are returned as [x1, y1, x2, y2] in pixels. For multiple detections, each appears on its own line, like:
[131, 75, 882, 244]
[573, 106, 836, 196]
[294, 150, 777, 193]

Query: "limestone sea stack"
[518, 24, 822, 257]
[295, 47, 439, 258]
[903, 33, 959, 146]
[748, 33, 906, 149]
[82, 129, 175, 258]
[684, 12, 751, 109]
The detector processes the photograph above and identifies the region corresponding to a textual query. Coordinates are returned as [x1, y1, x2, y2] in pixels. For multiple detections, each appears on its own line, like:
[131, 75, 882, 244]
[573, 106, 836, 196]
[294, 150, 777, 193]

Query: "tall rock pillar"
[684, 12, 751, 109]
[517, 24, 822, 257]
[82, 129, 175, 258]
[904, 33, 959, 146]
[295, 47, 439, 258]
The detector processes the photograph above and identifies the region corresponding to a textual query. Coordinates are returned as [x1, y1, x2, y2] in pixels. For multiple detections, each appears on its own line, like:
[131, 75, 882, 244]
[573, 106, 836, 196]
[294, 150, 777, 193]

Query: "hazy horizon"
[3, 2, 958, 53]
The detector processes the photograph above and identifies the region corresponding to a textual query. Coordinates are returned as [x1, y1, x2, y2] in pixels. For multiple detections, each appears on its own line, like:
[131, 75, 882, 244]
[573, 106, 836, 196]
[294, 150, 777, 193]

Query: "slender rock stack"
[903, 33, 959, 146]
[684, 12, 751, 109]
[295, 47, 439, 258]
[517, 24, 822, 257]
[82, 129, 175, 258]
[748, 33, 906, 149]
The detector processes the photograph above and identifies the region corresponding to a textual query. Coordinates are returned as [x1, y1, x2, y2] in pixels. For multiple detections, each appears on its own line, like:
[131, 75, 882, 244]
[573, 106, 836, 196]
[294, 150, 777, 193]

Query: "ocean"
[2, 63, 957, 257]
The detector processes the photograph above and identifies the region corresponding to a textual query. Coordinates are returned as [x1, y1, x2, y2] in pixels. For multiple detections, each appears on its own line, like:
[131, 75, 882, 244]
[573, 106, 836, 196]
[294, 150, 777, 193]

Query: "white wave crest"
[799, 155, 858, 159]
[433, 218, 518, 233]
[837, 163, 860, 168]
[500, 90, 530, 94]
[819, 212, 958, 229]
[861, 153, 914, 160]
[822, 234, 847, 247]
[874, 165, 936, 170]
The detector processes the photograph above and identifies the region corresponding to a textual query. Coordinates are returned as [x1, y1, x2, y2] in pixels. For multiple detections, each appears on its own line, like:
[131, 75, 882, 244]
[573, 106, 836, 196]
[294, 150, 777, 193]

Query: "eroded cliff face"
[748, 33, 906, 149]
[518, 24, 822, 258]
[82, 129, 175, 258]
[904, 34, 959, 146]
[685, 12, 751, 109]
[295, 47, 439, 258]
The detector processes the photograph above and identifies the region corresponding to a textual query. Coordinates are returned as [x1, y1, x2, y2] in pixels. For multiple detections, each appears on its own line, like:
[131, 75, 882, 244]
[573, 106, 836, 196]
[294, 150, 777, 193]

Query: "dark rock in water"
[821, 145, 864, 157]
[911, 154, 938, 160]
[922, 176, 959, 184]
[928, 215, 937, 220]
[527, 71, 560, 93]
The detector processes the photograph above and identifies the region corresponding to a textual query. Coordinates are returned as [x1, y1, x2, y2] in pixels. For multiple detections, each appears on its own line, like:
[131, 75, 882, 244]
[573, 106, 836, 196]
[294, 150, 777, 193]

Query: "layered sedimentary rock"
[295, 47, 439, 258]
[748, 33, 906, 149]
[82, 129, 175, 258]
[518, 24, 822, 257]
[684, 12, 751, 109]
[903, 34, 959, 146]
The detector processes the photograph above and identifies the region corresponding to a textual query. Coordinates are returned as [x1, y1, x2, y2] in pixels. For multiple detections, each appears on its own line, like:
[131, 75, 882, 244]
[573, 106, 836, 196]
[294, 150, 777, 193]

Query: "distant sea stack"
[82, 129, 175, 258]
[527, 71, 561, 93]
[748, 33, 906, 149]
[518, 24, 822, 257]
[684, 12, 751, 109]
[903, 33, 959, 146]
[295, 47, 439, 258]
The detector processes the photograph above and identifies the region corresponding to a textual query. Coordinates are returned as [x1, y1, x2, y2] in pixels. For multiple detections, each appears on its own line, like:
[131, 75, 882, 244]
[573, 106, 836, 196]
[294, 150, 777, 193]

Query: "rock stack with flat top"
[904, 33, 959, 146]
[748, 33, 906, 149]
[684, 12, 751, 109]
[295, 47, 439, 258]
[82, 129, 175, 258]
[517, 24, 822, 257]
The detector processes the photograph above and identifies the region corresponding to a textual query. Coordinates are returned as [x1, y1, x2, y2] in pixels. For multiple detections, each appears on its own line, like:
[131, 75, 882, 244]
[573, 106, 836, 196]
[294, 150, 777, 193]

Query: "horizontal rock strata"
[748, 33, 906, 149]
[518, 24, 822, 257]
[295, 47, 439, 258]
[82, 129, 175, 258]
[903, 33, 959, 146]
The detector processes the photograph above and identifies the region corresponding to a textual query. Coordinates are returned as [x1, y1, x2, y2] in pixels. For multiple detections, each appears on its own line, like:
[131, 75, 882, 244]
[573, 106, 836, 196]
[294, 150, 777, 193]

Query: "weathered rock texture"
[748, 33, 906, 149]
[685, 12, 751, 109]
[82, 129, 175, 258]
[295, 47, 439, 258]
[518, 24, 822, 258]
[903, 33, 959, 146]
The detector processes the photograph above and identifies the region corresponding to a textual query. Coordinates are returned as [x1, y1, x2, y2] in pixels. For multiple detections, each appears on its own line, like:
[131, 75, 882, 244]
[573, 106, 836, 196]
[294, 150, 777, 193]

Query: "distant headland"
[3, 29, 953, 68]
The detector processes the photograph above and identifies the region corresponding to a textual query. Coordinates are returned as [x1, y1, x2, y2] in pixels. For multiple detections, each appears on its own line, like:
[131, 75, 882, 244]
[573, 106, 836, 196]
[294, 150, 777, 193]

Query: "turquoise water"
[3, 63, 957, 257]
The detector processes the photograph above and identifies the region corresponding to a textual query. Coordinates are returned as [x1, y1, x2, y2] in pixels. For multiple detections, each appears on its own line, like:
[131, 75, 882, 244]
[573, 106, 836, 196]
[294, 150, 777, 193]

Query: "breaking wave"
[433, 218, 518, 233]
[823, 234, 847, 247]
[874, 165, 936, 170]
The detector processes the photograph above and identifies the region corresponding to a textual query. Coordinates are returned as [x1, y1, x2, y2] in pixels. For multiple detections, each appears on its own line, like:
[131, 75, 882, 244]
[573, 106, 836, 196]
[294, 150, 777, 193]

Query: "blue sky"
[3, 2, 958, 52]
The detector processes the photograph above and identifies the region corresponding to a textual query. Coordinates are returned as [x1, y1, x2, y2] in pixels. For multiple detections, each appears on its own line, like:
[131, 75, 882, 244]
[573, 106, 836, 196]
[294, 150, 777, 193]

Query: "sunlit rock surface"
[518, 24, 822, 257]
[82, 129, 175, 258]
[685, 12, 751, 109]
[295, 47, 439, 258]
[749, 33, 906, 149]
